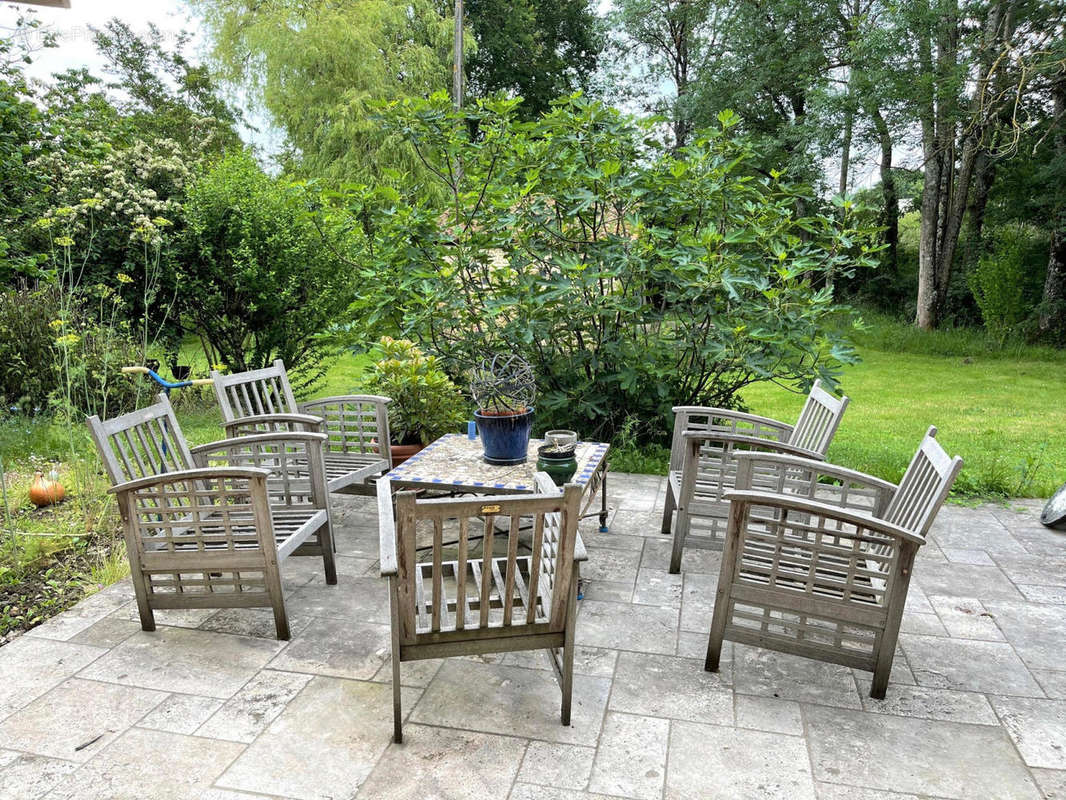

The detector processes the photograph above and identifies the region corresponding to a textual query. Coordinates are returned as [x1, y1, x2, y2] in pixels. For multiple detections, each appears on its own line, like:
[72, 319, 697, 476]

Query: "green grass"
[741, 313, 1066, 498]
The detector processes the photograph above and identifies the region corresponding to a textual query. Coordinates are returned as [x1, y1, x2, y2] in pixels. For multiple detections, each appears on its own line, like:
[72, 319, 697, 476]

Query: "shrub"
[0, 286, 143, 418]
[348, 94, 876, 441]
[179, 152, 355, 388]
[363, 337, 467, 445]
[969, 223, 1048, 342]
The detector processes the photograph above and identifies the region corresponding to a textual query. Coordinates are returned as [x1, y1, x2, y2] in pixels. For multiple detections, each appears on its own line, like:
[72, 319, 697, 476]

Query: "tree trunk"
[868, 104, 898, 270]
[839, 93, 853, 197]
[1039, 76, 1066, 335]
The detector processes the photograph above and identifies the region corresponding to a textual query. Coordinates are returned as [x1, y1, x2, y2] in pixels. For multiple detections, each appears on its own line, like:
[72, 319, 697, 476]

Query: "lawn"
[742, 314, 1066, 498]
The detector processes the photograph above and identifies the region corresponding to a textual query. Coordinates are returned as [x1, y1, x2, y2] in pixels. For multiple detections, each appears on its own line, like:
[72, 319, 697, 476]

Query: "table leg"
[598, 464, 609, 532]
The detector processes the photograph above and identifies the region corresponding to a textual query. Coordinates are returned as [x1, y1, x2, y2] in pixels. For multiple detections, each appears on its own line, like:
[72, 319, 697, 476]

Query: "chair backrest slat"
[788, 380, 850, 455]
[883, 426, 963, 536]
[391, 475, 580, 641]
[212, 360, 299, 423]
[87, 393, 194, 485]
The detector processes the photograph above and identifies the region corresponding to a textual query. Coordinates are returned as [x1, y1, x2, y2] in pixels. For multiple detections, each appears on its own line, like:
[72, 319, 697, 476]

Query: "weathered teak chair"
[705, 426, 962, 698]
[662, 380, 849, 572]
[378, 473, 586, 743]
[212, 360, 392, 495]
[87, 393, 337, 640]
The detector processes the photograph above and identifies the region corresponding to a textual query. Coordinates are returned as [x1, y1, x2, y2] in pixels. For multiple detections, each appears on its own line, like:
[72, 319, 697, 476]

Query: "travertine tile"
[510, 785, 616, 800]
[900, 634, 1044, 696]
[199, 607, 313, 639]
[814, 783, 920, 800]
[912, 562, 1024, 602]
[0, 637, 105, 719]
[941, 547, 995, 566]
[196, 669, 313, 743]
[609, 651, 732, 723]
[356, 724, 525, 799]
[575, 599, 677, 655]
[581, 546, 641, 585]
[503, 646, 617, 678]
[265, 616, 390, 680]
[24, 586, 130, 642]
[1033, 669, 1066, 700]
[588, 712, 668, 800]
[632, 568, 683, 607]
[928, 595, 1005, 640]
[805, 705, 1041, 799]
[517, 741, 595, 790]
[735, 695, 804, 736]
[217, 676, 402, 800]
[984, 601, 1066, 672]
[733, 645, 862, 709]
[45, 727, 243, 800]
[409, 661, 610, 746]
[137, 692, 224, 735]
[860, 684, 999, 725]
[1032, 768, 1066, 800]
[0, 748, 78, 799]
[666, 720, 816, 800]
[989, 696, 1066, 769]
[78, 627, 284, 698]
[68, 616, 141, 649]
[284, 574, 392, 623]
[0, 677, 165, 761]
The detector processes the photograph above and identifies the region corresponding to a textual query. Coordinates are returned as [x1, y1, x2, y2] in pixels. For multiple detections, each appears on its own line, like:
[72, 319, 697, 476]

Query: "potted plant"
[470, 353, 536, 465]
[364, 337, 466, 465]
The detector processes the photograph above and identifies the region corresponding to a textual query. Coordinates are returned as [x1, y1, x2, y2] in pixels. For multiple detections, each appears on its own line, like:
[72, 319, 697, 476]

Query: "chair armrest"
[682, 430, 823, 460]
[723, 489, 926, 546]
[378, 478, 398, 577]
[191, 431, 329, 461]
[223, 413, 325, 438]
[108, 467, 271, 495]
[301, 394, 391, 410]
[731, 451, 898, 497]
[673, 406, 794, 439]
[573, 531, 588, 563]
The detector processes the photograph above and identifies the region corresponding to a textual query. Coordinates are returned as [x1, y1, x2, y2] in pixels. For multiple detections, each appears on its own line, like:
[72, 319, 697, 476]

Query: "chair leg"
[389, 578, 403, 744]
[660, 482, 675, 535]
[263, 561, 291, 640]
[319, 520, 338, 585]
[560, 576, 578, 726]
[669, 507, 688, 574]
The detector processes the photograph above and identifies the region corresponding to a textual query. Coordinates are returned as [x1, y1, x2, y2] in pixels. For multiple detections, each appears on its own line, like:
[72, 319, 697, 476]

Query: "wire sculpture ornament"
[469, 353, 536, 414]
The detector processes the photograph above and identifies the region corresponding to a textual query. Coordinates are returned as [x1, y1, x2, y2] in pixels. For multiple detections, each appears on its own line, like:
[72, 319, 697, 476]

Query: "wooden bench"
[212, 360, 392, 495]
[87, 393, 337, 640]
[705, 426, 962, 698]
[378, 473, 586, 743]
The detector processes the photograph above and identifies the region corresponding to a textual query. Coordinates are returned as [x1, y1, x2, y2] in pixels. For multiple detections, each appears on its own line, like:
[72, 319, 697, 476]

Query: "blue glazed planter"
[475, 408, 534, 465]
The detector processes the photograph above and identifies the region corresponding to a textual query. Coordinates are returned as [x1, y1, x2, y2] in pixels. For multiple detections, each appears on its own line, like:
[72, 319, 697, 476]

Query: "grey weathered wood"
[380, 472, 584, 741]
[212, 360, 392, 494]
[663, 380, 850, 570]
[87, 394, 337, 640]
[704, 427, 963, 697]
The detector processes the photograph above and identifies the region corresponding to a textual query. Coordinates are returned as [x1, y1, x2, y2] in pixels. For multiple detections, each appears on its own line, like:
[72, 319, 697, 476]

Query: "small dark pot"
[171, 365, 191, 381]
[475, 409, 534, 465]
[536, 451, 578, 486]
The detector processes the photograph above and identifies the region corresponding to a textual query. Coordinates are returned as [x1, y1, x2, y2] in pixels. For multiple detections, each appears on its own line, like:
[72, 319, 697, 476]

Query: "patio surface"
[1, 472, 1065, 799]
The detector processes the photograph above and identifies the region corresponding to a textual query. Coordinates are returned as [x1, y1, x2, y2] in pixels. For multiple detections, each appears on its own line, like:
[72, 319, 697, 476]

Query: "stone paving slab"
[0, 475, 1062, 799]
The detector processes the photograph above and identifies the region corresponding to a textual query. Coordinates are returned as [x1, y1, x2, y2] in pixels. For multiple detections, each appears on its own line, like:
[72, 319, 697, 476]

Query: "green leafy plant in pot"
[470, 353, 536, 465]
[364, 337, 466, 465]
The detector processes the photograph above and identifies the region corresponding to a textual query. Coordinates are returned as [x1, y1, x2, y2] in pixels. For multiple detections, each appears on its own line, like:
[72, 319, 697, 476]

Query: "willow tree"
[187, 0, 459, 185]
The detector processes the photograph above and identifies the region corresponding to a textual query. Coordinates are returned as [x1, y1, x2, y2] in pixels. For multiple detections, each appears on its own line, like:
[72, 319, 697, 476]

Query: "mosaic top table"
[383, 433, 611, 531]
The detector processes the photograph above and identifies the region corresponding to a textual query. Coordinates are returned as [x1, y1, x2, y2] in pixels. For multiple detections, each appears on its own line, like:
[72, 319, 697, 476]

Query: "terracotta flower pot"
[390, 443, 424, 467]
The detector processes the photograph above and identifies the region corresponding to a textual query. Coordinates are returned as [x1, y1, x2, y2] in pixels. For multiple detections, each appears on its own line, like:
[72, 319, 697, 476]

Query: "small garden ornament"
[29, 469, 65, 507]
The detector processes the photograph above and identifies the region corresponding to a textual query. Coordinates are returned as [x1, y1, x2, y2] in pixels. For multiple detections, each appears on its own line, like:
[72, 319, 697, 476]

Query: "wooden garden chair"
[87, 393, 337, 640]
[212, 360, 392, 495]
[662, 380, 849, 572]
[378, 473, 586, 743]
[704, 426, 962, 698]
